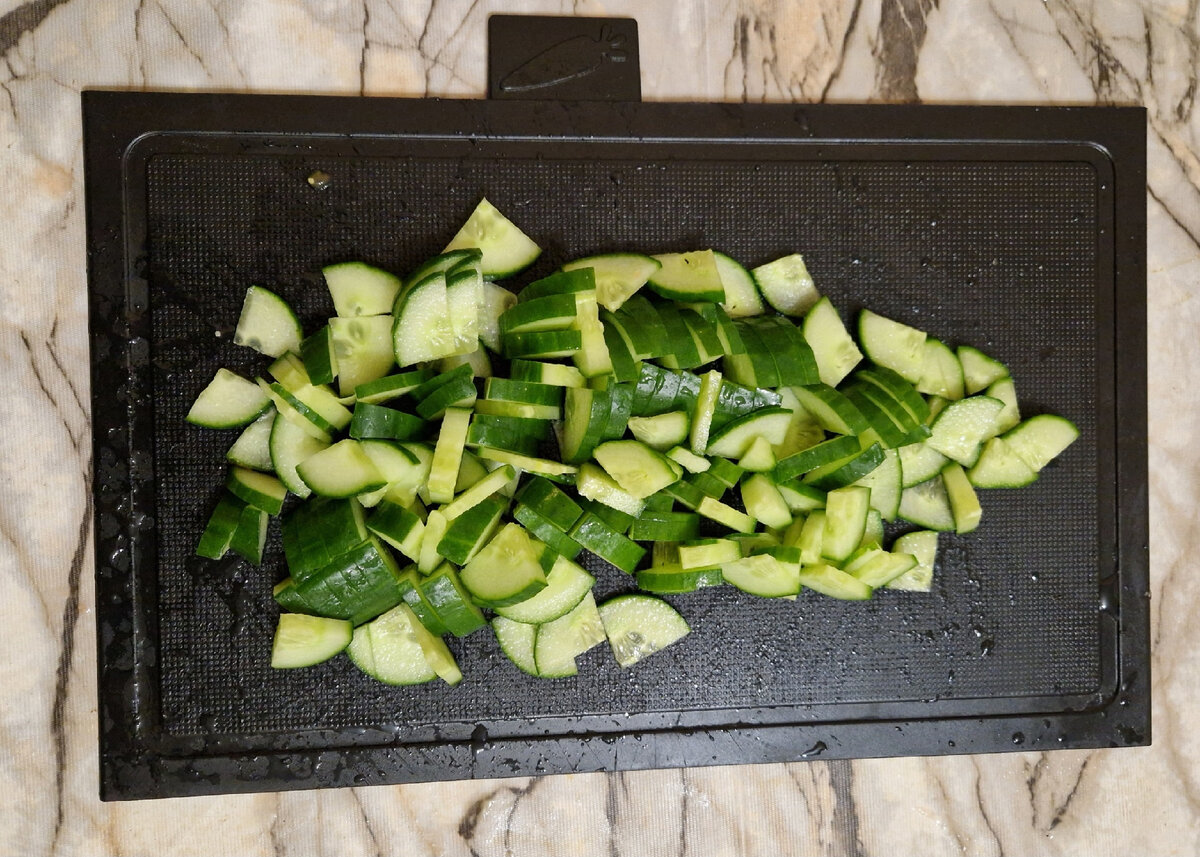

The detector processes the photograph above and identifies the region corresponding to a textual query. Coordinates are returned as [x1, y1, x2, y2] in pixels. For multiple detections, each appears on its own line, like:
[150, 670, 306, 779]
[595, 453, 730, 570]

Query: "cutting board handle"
[487, 14, 641, 102]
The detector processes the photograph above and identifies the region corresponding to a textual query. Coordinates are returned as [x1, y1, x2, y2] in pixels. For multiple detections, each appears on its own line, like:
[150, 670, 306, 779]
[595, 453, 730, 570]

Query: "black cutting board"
[83, 90, 1148, 800]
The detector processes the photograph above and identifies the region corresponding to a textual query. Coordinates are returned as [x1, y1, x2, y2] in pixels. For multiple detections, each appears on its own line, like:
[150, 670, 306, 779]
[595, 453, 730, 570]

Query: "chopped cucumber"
[188, 368, 271, 429]
[443, 198, 541, 278]
[233, 286, 302, 358]
[752, 253, 820, 317]
[598, 594, 689, 668]
[271, 614, 352, 668]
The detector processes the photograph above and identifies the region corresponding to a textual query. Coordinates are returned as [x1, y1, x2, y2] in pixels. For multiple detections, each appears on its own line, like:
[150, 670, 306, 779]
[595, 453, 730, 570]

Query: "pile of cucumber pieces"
[189, 197, 1078, 687]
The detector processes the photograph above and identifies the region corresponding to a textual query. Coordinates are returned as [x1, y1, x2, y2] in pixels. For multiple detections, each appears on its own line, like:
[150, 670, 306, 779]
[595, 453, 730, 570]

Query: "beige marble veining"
[1, 0, 1197, 854]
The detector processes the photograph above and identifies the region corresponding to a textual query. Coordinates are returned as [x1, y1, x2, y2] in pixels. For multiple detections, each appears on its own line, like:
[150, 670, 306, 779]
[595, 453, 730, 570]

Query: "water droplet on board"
[1012, 732, 1025, 745]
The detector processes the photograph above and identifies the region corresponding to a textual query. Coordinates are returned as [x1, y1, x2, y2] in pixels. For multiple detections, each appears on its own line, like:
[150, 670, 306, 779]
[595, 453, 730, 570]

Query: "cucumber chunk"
[443, 198, 541, 278]
[714, 251, 764, 318]
[188, 368, 271, 429]
[227, 408, 276, 471]
[647, 250, 725, 303]
[887, 530, 939, 591]
[348, 604, 436, 686]
[598, 594, 690, 668]
[858, 309, 926, 384]
[324, 261, 402, 317]
[562, 253, 660, 312]
[296, 439, 386, 499]
[752, 253, 820, 317]
[496, 555, 596, 624]
[460, 523, 548, 607]
[330, 315, 395, 395]
[271, 614, 352, 668]
[233, 286, 302, 358]
[802, 297, 862, 386]
[1003, 414, 1079, 472]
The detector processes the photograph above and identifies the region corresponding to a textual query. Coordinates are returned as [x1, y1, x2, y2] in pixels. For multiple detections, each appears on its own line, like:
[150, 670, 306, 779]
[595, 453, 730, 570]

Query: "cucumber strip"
[500, 293, 579, 334]
[227, 466, 287, 515]
[563, 253, 661, 311]
[689, 370, 723, 455]
[439, 347, 493, 380]
[773, 434, 860, 482]
[569, 513, 646, 573]
[419, 563, 487, 636]
[514, 477, 584, 532]
[232, 285, 302, 358]
[366, 499, 425, 562]
[986, 377, 1021, 433]
[796, 511, 826, 565]
[576, 462, 646, 516]
[476, 447, 579, 481]
[296, 440, 386, 499]
[801, 442, 885, 491]
[1003, 414, 1079, 472]
[360, 440, 430, 507]
[598, 594, 689, 668]
[330, 315, 395, 395]
[752, 253, 820, 317]
[776, 481, 826, 513]
[188, 368, 271, 428]
[300, 326, 337, 386]
[492, 616, 539, 676]
[636, 563, 723, 593]
[495, 555, 595, 624]
[354, 367, 435, 404]
[271, 614, 352, 668]
[647, 250, 725, 303]
[858, 309, 926, 384]
[445, 266, 483, 355]
[697, 496, 756, 533]
[860, 509, 884, 548]
[427, 408, 471, 504]
[887, 530, 939, 591]
[802, 296, 862, 386]
[268, 352, 310, 391]
[514, 505, 584, 560]
[196, 493, 247, 559]
[627, 411, 690, 451]
[479, 281, 519, 353]
[502, 329, 583, 359]
[227, 408, 276, 471]
[443, 198, 541, 278]
[898, 441, 948, 488]
[349, 402, 427, 441]
[677, 538, 741, 570]
[405, 249, 481, 289]
[509, 360, 586, 388]
[441, 464, 516, 520]
[942, 463, 982, 534]
[667, 445, 711, 474]
[856, 366, 931, 426]
[324, 261, 402, 317]
[852, 446, 902, 521]
[460, 523, 548, 607]
[561, 386, 612, 464]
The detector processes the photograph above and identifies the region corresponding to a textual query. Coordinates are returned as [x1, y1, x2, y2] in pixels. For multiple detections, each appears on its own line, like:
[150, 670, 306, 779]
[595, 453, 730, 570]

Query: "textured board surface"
[85, 93, 1146, 799]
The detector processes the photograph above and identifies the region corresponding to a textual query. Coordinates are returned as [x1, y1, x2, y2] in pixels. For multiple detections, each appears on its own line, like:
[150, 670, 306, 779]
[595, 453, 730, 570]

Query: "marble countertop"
[2, 0, 1196, 854]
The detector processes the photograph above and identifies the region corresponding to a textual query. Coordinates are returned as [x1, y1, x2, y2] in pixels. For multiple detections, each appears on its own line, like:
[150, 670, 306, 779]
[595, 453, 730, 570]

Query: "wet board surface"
[83, 91, 1148, 800]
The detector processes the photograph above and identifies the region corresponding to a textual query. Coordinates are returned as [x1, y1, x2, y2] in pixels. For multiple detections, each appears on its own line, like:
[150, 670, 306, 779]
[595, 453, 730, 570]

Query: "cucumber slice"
[916, 338, 965, 400]
[802, 296, 862, 386]
[348, 604, 436, 686]
[269, 412, 329, 498]
[752, 253, 820, 317]
[502, 329, 583, 359]
[479, 281, 518, 353]
[443, 198, 541, 278]
[563, 253, 661, 311]
[705, 407, 792, 459]
[187, 368, 271, 429]
[405, 249, 481, 289]
[985, 377, 1021, 433]
[460, 523, 548, 607]
[1003, 414, 1079, 472]
[898, 441, 948, 488]
[515, 477, 584, 531]
[802, 442, 885, 491]
[296, 439, 387, 499]
[495, 555, 595, 624]
[853, 446, 902, 521]
[570, 291, 613, 378]
[349, 402, 427, 442]
[268, 352, 311, 391]
[330, 315, 395, 395]
[354, 367, 435, 404]
[535, 591, 607, 678]
[721, 553, 800, 597]
[737, 435, 777, 473]
[593, 440, 682, 500]
[300, 326, 337, 386]
[967, 436, 1038, 488]
[439, 494, 508, 566]
[712, 251, 764, 318]
[776, 481, 826, 513]
[232, 285, 302, 358]
[227, 465, 287, 515]
[476, 447, 579, 481]
[796, 511, 826, 564]
[821, 485, 872, 563]
[797, 563, 873, 600]
[859, 508, 884, 549]
[957, 345, 1010, 394]
[439, 347, 493, 380]
[697, 496, 756, 533]
[492, 616, 539, 676]
[396, 567, 448, 634]
[598, 594, 689, 668]
[636, 564, 723, 594]
[271, 614, 352, 668]
[628, 509, 702, 542]
[858, 309, 926, 384]
[418, 510, 449, 573]
[677, 538, 741, 570]
[227, 408, 276, 471]
[667, 445, 710, 474]
[855, 366, 931, 426]
[647, 250, 725, 302]
[445, 266, 483, 354]
[740, 473, 793, 529]
[744, 316, 819, 386]
[897, 474, 955, 531]
[773, 434, 860, 482]
[576, 462, 645, 516]
[942, 463, 982, 534]
[772, 387, 825, 460]
[360, 440, 430, 507]
[561, 386, 612, 463]
[843, 547, 917, 587]
[887, 530, 939, 591]
[926, 395, 1005, 465]
[322, 261, 402, 317]
[441, 464, 516, 520]
[393, 272, 456, 367]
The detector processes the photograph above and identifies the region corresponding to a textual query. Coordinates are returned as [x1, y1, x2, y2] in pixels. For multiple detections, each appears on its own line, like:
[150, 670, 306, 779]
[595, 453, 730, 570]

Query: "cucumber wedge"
[562, 253, 660, 312]
[323, 261, 402, 317]
[752, 253, 820, 317]
[598, 594, 689, 668]
[233, 286, 302, 358]
[443, 198, 541, 278]
[647, 250, 725, 302]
